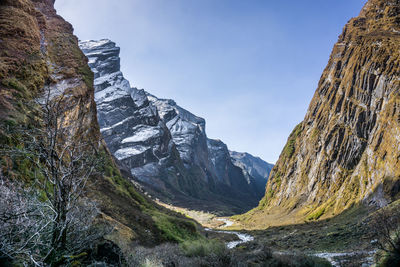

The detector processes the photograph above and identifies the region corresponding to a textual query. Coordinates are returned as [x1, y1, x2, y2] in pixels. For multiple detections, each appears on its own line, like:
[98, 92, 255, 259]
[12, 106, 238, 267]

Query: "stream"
[207, 219, 375, 266]
[205, 218, 254, 249]
[313, 251, 375, 267]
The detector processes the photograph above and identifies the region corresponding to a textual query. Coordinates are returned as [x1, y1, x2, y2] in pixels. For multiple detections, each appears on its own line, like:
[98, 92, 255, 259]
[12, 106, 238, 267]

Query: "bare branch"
[0, 87, 107, 266]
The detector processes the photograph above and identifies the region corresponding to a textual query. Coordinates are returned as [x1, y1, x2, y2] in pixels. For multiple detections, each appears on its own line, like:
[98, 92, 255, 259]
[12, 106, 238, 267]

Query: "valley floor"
[156, 200, 233, 229]
[158, 201, 379, 266]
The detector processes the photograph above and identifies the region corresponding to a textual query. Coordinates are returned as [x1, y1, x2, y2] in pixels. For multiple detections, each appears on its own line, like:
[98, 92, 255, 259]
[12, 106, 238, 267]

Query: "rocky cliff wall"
[241, 0, 400, 227]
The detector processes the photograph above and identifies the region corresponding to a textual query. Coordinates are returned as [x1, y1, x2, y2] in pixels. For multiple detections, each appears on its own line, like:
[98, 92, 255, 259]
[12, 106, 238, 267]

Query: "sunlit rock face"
[146, 94, 213, 183]
[80, 39, 273, 214]
[248, 0, 400, 224]
[80, 40, 175, 185]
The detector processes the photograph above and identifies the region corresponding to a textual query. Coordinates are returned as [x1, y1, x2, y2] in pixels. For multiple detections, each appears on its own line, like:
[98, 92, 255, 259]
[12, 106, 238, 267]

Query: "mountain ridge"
[80, 39, 273, 215]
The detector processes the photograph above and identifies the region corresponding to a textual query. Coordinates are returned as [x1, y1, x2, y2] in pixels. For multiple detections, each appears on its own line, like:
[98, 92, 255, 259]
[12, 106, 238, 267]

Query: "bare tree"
[0, 175, 103, 266]
[0, 88, 106, 266]
[370, 206, 400, 262]
[0, 176, 54, 266]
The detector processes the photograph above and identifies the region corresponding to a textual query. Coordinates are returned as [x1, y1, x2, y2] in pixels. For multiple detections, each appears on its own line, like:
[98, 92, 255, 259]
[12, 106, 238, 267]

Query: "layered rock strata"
[244, 0, 400, 226]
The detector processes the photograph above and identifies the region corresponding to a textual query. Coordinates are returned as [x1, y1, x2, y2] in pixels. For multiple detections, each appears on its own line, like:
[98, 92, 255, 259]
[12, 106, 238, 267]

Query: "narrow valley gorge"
[1, 0, 400, 266]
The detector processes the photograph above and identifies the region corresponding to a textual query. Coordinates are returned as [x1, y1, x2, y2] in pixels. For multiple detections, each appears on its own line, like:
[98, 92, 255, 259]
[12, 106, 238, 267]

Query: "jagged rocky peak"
[147, 93, 207, 167]
[207, 139, 236, 184]
[230, 151, 274, 182]
[227, 150, 274, 197]
[79, 39, 121, 79]
[246, 0, 400, 225]
[80, 39, 274, 214]
[147, 93, 271, 199]
[79, 40, 174, 185]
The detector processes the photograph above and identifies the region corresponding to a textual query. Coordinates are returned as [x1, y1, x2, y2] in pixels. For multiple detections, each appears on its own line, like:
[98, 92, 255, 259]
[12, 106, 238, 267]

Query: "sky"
[55, 0, 366, 164]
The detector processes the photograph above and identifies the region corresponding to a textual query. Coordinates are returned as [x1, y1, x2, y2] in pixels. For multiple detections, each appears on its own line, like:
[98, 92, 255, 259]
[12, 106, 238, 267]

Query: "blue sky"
[55, 0, 366, 163]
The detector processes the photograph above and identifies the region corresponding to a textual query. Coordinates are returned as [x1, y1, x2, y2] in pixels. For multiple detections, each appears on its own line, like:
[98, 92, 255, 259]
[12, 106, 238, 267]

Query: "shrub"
[378, 251, 400, 267]
[370, 205, 400, 266]
[283, 123, 303, 158]
[307, 207, 326, 220]
[180, 239, 226, 257]
[151, 211, 199, 243]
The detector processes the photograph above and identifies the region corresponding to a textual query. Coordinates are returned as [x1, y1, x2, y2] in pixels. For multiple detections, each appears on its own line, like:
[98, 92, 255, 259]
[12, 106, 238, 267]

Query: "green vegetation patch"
[255, 188, 275, 210]
[99, 150, 149, 209]
[311, 127, 321, 141]
[283, 123, 303, 158]
[2, 77, 28, 95]
[78, 63, 94, 89]
[274, 171, 282, 188]
[284, 138, 296, 158]
[150, 211, 200, 243]
[307, 206, 326, 221]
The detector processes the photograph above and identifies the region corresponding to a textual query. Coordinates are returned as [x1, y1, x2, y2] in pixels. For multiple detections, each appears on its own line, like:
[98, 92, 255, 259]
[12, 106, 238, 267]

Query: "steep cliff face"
[230, 151, 274, 196]
[146, 94, 213, 183]
[80, 39, 272, 214]
[242, 0, 400, 226]
[0, 0, 97, 137]
[207, 139, 268, 201]
[0, 0, 199, 253]
[79, 40, 188, 193]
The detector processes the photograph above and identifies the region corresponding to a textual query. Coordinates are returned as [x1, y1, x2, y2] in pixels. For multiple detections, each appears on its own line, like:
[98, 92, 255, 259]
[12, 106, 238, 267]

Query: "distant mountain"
[79, 39, 273, 214]
[230, 151, 274, 196]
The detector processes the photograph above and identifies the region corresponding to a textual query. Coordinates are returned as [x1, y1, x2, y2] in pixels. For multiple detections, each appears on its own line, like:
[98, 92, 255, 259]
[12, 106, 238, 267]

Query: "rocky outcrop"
[242, 0, 400, 226]
[0, 0, 98, 137]
[80, 39, 273, 214]
[146, 94, 210, 177]
[79, 41, 183, 189]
